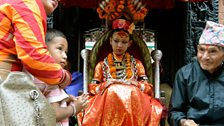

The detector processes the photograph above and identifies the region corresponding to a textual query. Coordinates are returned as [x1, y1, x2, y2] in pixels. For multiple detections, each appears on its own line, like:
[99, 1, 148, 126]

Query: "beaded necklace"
[107, 52, 133, 79]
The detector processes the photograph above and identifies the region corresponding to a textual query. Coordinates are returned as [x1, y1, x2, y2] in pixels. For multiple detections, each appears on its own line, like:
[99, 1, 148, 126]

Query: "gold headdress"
[97, 0, 148, 23]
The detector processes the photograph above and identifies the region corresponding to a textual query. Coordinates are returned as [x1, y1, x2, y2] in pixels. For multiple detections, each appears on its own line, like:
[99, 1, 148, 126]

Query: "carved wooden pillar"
[184, 0, 219, 64]
[219, 0, 224, 24]
[47, 14, 54, 29]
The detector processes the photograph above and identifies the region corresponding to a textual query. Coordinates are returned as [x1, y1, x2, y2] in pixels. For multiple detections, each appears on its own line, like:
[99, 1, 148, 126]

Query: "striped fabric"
[0, 0, 71, 85]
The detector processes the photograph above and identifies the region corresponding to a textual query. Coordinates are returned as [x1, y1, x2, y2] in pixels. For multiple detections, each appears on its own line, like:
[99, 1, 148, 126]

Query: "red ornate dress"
[78, 52, 163, 126]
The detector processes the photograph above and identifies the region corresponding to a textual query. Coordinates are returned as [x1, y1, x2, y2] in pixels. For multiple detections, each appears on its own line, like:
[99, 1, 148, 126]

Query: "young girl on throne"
[78, 0, 163, 126]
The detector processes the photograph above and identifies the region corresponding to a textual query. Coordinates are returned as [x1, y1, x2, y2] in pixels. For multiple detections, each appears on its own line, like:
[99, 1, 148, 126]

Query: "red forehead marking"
[205, 45, 210, 49]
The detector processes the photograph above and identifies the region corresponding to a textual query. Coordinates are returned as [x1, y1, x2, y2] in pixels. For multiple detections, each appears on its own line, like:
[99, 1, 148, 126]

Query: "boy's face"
[47, 36, 68, 68]
[197, 44, 224, 73]
[42, 0, 59, 15]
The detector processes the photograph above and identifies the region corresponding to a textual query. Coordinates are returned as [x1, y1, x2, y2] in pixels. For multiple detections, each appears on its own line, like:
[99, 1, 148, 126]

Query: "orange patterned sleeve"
[0, 0, 71, 85]
[136, 59, 154, 96]
[88, 61, 104, 95]
[93, 62, 104, 81]
[136, 59, 146, 77]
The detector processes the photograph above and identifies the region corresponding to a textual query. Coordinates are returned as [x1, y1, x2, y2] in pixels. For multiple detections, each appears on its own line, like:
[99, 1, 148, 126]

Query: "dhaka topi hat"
[199, 21, 224, 47]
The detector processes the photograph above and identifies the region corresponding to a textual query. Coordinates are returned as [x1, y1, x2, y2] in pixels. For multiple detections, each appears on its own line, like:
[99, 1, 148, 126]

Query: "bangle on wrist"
[95, 85, 100, 93]
[70, 103, 76, 116]
[126, 81, 131, 85]
[140, 84, 145, 91]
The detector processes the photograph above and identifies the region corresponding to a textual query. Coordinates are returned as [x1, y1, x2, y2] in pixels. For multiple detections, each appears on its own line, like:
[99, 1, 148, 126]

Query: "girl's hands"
[69, 94, 89, 114]
[123, 80, 138, 86]
[105, 79, 138, 88]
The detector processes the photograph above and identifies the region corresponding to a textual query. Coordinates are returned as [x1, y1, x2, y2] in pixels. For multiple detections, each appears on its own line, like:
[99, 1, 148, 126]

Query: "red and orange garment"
[0, 0, 71, 85]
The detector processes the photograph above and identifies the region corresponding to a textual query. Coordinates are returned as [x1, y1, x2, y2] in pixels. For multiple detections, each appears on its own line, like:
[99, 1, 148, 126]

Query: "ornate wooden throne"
[81, 28, 165, 98]
[80, 28, 170, 125]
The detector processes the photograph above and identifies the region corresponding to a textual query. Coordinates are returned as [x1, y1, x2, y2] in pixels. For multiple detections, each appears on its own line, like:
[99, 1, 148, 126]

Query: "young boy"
[35, 29, 88, 126]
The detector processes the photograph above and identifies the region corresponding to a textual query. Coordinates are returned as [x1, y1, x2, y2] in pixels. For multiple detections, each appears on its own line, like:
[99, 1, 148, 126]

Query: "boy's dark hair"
[45, 29, 66, 43]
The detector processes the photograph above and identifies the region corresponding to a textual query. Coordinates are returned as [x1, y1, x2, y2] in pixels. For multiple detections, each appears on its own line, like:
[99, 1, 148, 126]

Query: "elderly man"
[168, 21, 224, 126]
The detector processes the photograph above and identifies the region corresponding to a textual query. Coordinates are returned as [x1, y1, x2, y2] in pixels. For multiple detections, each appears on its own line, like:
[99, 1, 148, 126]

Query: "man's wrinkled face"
[197, 44, 224, 73]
